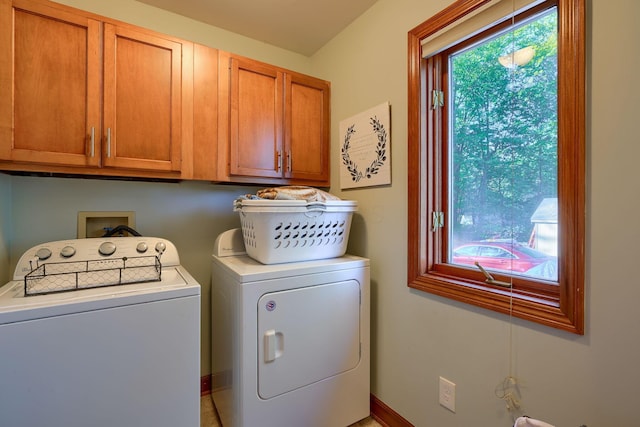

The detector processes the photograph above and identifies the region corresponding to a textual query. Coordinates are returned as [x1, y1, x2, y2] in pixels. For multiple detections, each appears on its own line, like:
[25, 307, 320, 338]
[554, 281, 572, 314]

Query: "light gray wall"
[312, 0, 640, 425]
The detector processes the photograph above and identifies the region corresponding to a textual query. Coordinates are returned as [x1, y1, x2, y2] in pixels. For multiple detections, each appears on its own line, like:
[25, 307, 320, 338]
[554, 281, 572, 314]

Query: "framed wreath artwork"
[339, 101, 391, 189]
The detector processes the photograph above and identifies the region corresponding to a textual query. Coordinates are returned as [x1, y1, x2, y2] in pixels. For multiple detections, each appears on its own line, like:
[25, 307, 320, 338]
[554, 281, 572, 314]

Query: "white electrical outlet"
[439, 376, 456, 412]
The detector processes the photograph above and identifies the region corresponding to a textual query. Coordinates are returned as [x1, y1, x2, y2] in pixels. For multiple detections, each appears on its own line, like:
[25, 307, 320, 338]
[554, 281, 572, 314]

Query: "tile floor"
[200, 395, 382, 427]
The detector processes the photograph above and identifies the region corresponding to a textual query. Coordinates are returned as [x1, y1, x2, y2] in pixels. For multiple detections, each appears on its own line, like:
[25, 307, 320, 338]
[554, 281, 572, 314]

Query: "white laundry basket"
[234, 199, 357, 264]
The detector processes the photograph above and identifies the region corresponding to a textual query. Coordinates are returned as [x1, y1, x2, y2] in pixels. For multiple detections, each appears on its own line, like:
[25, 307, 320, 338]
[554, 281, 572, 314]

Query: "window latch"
[475, 262, 512, 288]
[431, 211, 444, 232]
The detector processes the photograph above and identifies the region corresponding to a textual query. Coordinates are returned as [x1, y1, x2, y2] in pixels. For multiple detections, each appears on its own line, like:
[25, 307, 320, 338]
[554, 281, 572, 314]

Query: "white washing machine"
[211, 229, 370, 427]
[0, 237, 201, 427]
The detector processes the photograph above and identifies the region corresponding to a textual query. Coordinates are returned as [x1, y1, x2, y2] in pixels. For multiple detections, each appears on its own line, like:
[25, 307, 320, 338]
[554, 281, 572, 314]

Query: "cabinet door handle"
[90, 127, 95, 157]
[287, 150, 292, 172]
[276, 151, 282, 171]
[106, 128, 112, 158]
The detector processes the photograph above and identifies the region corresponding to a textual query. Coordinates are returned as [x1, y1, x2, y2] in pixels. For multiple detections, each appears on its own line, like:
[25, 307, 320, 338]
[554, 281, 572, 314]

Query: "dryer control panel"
[213, 228, 246, 257]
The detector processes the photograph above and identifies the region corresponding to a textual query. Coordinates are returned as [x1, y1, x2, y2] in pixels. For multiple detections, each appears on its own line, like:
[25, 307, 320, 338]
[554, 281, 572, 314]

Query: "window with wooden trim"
[407, 0, 585, 334]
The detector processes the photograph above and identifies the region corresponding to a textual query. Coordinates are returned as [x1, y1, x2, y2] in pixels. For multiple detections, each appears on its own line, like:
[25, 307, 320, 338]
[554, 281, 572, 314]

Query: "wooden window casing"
[407, 0, 585, 334]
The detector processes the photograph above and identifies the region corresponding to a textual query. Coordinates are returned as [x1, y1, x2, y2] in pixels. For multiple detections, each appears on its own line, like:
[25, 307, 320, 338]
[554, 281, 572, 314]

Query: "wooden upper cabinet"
[220, 52, 331, 186]
[0, 0, 192, 178]
[285, 72, 330, 185]
[103, 24, 184, 172]
[0, 0, 101, 167]
[0, 0, 330, 183]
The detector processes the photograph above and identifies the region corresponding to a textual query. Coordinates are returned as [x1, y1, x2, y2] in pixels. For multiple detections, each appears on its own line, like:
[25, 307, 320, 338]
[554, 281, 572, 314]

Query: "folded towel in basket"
[255, 186, 341, 202]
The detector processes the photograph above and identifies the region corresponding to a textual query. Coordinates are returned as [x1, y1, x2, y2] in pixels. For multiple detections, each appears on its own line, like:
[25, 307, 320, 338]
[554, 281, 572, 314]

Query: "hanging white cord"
[495, 0, 522, 420]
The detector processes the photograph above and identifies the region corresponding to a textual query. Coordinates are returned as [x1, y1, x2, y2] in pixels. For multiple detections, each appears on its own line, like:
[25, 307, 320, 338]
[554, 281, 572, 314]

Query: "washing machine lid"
[0, 266, 199, 324]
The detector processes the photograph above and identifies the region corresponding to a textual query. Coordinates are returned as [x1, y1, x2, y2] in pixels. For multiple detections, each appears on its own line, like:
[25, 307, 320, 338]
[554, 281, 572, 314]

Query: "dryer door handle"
[264, 329, 284, 362]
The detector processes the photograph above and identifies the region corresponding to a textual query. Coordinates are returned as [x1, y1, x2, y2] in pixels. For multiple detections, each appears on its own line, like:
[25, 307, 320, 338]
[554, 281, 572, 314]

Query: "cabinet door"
[285, 73, 330, 185]
[103, 24, 183, 172]
[0, 0, 101, 167]
[228, 57, 283, 179]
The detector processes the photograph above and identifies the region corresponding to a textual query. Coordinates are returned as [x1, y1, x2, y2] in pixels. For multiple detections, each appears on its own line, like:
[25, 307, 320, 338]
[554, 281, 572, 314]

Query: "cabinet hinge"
[432, 211, 444, 232]
[431, 90, 444, 109]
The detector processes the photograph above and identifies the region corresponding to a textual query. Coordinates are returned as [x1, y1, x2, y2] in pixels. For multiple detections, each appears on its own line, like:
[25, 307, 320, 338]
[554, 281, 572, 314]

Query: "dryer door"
[257, 280, 361, 399]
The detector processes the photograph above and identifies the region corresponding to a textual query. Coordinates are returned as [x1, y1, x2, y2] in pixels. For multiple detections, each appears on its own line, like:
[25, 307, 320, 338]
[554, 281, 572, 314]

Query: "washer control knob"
[99, 241, 117, 256]
[136, 242, 148, 253]
[60, 246, 76, 258]
[155, 241, 166, 254]
[36, 247, 52, 261]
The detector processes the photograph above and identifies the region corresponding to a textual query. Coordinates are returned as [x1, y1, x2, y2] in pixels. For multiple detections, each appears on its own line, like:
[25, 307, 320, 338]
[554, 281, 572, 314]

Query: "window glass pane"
[447, 8, 558, 281]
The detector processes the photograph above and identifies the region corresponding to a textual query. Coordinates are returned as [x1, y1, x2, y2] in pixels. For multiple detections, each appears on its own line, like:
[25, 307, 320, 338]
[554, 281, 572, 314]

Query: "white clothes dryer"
[211, 229, 370, 427]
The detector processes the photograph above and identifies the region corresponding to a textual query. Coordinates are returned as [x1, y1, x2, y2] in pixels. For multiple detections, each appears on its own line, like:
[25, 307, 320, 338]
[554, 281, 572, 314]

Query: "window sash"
[439, 4, 559, 289]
